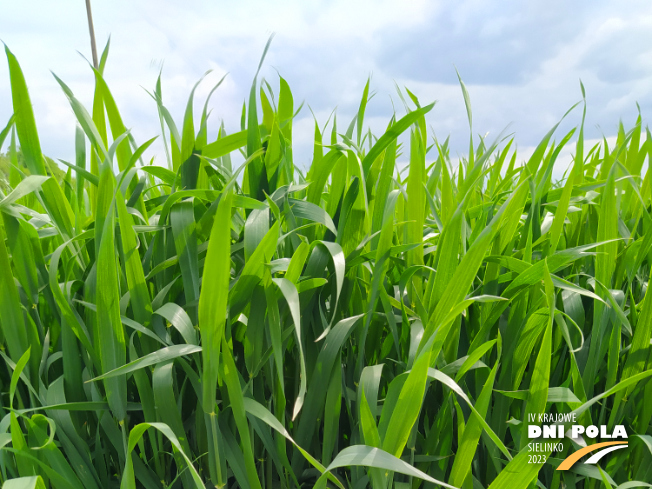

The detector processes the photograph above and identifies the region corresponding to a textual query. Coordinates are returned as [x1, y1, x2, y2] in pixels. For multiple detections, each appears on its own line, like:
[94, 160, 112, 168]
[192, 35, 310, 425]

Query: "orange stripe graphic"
[556, 441, 628, 470]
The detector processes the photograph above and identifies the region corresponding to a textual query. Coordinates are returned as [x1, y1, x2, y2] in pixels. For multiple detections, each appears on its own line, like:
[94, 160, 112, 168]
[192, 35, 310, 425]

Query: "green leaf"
[315, 446, 458, 489]
[120, 422, 205, 489]
[2, 476, 47, 489]
[199, 191, 232, 413]
[88, 344, 201, 382]
[221, 337, 262, 489]
[0, 175, 49, 208]
[96, 187, 127, 421]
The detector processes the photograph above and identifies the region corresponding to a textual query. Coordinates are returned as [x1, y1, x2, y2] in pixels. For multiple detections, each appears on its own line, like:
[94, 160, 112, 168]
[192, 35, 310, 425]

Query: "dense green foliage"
[1, 40, 652, 489]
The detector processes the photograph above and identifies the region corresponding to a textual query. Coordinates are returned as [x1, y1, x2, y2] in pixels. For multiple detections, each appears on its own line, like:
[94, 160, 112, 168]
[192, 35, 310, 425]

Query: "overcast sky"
[1, 0, 651, 173]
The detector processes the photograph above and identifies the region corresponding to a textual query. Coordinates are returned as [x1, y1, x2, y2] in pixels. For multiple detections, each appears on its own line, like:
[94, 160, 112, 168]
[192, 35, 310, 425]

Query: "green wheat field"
[0, 38, 651, 489]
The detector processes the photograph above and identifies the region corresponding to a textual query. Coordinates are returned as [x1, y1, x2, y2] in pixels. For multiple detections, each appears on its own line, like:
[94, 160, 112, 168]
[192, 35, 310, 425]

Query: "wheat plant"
[0, 38, 651, 489]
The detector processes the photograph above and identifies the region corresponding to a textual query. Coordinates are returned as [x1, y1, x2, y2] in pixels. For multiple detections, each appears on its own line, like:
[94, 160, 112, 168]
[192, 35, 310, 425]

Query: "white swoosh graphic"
[584, 444, 628, 464]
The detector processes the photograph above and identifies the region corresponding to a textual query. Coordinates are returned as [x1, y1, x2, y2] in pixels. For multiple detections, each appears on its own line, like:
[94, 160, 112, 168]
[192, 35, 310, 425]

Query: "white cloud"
[0, 0, 650, 175]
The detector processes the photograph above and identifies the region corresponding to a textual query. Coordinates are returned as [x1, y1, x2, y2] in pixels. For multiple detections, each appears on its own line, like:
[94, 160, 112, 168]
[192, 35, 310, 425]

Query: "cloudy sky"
[1, 0, 651, 172]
